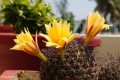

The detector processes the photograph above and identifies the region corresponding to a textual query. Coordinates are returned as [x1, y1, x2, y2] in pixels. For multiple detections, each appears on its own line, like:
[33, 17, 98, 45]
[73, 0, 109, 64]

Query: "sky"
[45, 0, 97, 21]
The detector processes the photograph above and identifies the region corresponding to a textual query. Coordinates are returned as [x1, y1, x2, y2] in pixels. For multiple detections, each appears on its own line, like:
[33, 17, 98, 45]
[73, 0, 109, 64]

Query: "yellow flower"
[10, 28, 48, 62]
[84, 11, 112, 47]
[40, 20, 78, 58]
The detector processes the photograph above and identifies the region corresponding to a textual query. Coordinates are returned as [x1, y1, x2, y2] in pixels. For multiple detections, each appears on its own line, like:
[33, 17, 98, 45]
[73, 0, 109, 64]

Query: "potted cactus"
[38, 12, 111, 80]
[0, 11, 113, 80]
[0, 1, 103, 77]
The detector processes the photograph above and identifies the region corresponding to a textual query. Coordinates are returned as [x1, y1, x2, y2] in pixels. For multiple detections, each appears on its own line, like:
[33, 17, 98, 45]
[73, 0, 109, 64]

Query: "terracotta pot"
[0, 25, 14, 33]
[0, 29, 101, 75]
[0, 33, 46, 74]
[76, 36, 101, 52]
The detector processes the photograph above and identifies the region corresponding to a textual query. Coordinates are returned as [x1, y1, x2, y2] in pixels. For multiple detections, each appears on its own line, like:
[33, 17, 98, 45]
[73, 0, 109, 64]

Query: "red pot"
[76, 36, 101, 52]
[0, 33, 46, 74]
[0, 33, 101, 75]
[0, 25, 14, 33]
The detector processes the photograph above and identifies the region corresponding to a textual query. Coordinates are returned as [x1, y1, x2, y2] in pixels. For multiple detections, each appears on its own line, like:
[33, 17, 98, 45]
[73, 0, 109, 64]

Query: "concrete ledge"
[94, 35, 120, 63]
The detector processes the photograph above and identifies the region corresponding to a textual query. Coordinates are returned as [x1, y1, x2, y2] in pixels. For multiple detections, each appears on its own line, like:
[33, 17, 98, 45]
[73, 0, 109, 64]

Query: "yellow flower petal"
[25, 41, 40, 55]
[40, 34, 52, 42]
[67, 33, 78, 44]
[84, 11, 112, 47]
[46, 42, 59, 48]
[41, 20, 78, 59]
[45, 24, 51, 38]
[11, 28, 48, 62]
[11, 45, 22, 50]
[22, 34, 33, 42]
[16, 35, 23, 43]
[58, 38, 68, 48]
[42, 20, 78, 50]
[102, 24, 112, 30]
[14, 39, 20, 44]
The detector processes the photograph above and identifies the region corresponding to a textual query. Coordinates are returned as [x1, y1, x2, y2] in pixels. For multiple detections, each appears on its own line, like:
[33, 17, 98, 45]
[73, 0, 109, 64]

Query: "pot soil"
[13, 71, 40, 80]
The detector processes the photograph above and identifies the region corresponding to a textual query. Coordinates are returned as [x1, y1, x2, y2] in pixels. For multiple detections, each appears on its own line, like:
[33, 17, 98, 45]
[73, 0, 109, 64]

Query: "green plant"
[75, 19, 85, 33]
[55, 0, 75, 31]
[0, 0, 56, 34]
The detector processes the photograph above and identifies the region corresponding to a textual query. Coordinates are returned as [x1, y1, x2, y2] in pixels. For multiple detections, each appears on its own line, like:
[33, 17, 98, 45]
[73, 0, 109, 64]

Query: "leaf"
[18, 10, 26, 19]
[38, 2, 45, 10]
[36, 22, 42, 26]
[14, 0, 30, 6]
[2, 0, 11, 7]
[2, 5, 19, 14]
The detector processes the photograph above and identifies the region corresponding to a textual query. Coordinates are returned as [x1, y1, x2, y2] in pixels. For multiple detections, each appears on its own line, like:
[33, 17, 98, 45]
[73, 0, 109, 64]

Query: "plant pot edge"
[0, 70, 39, 80]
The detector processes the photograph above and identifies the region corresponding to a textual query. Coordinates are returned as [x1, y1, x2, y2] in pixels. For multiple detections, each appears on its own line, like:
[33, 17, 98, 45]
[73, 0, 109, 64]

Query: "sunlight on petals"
[40, 20, 78, 59]
[11, 45, 22, 50]
[84, 11, 112, 47]
[46, 42, 59, 48]
[10, 28, 48, 62]
[41, 20, 78, 49]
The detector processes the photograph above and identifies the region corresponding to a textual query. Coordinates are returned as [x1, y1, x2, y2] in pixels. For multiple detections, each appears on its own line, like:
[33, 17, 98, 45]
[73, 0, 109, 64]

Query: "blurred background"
[45, 0, 120, 35]
[43, 0, 120, 61]
[0, 0, 120, 35]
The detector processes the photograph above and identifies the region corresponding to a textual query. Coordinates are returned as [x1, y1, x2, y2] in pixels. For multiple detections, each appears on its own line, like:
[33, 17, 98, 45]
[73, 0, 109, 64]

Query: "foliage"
[94, 0, 120, 23]
[93, 0, 120, 33]
[74, 19, 85, 33]
[55, 0, 86, 33]
[0, 0, 56, 34]
[55, 0, 75, 31]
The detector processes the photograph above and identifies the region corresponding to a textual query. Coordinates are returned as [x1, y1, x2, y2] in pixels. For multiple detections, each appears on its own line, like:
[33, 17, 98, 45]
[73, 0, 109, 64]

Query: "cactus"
[40, 39, 99, 80]
[98, 59, 120, 80]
